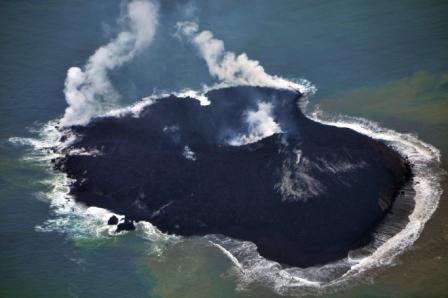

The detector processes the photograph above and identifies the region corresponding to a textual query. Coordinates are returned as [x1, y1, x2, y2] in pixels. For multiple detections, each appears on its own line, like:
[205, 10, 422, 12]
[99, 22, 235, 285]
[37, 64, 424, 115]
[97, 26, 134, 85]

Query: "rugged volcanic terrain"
[53, 87, 411, 267]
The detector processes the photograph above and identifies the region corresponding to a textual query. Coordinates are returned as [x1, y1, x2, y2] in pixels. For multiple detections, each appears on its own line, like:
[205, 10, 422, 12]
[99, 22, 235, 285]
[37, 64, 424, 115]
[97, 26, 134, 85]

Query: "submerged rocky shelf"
[52, 86, 411, 267]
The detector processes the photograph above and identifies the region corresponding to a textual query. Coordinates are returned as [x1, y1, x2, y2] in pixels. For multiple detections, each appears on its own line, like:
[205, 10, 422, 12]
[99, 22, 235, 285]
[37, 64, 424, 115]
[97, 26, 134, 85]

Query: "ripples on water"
[10, 85, 443, 295]
[2, 0, 448, 297]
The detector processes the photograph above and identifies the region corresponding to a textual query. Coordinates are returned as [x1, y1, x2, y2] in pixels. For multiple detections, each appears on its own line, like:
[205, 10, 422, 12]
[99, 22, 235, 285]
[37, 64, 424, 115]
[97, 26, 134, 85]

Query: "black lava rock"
[116, 219, 136, 232]
[53, 86, 411, 267]
[107, 215, 119, 225]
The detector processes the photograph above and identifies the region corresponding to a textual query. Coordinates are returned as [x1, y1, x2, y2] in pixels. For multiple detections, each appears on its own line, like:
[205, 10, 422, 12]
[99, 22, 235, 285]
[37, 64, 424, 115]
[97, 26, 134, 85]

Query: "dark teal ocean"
[1, 1, 448, 297]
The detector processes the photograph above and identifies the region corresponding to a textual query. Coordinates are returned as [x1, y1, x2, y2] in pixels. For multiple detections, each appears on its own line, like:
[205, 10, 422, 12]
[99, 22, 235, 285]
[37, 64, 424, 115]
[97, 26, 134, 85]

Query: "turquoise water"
[1, 1, 448, 297]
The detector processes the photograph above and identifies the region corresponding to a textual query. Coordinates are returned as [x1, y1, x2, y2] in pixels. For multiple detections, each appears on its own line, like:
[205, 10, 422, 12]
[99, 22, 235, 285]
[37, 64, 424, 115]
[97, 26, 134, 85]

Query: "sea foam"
[8, 18, 444, 297]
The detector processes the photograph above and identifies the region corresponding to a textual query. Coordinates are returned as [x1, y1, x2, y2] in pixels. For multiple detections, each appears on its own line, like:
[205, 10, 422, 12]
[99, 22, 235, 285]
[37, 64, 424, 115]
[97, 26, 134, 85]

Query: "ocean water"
[1, 1, 447, 297]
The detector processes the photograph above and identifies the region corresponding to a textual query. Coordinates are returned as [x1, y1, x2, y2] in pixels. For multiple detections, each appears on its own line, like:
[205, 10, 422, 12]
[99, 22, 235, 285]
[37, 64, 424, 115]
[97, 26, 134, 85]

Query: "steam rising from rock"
[176, 21, 315, 145]
[176, 21, 312, 93]
[61, 0, 159, 127]
[229, 102, 282, 145]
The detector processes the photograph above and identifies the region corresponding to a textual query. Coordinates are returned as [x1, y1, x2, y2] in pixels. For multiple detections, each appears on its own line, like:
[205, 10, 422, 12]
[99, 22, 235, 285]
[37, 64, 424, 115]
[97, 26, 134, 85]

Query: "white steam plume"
[61, 0, 159, 127]
[229, 102, 282, 146]
[176, 21, 313, 93]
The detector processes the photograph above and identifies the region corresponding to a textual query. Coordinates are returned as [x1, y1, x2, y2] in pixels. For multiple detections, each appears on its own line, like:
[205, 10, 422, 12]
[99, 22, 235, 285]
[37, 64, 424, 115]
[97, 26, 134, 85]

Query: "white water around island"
[9, 5, 444, 297]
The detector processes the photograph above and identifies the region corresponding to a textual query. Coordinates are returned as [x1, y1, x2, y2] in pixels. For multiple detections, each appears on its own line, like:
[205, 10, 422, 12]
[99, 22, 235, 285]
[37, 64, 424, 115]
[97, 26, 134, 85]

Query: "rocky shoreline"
[52, 86, 412, 267]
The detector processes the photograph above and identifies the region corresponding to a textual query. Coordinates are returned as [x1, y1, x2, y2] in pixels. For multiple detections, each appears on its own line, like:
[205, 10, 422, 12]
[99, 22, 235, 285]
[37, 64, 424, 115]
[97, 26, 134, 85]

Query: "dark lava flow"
[53, 87, 411, 267]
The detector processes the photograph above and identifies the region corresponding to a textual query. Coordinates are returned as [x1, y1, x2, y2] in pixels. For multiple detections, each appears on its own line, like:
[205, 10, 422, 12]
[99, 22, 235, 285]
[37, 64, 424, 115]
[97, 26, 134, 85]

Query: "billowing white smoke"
[176, 21, 310, 93]
[61, 0, 159, 127]
[177, 21, 311, 145]
[229, 102, 282, 146]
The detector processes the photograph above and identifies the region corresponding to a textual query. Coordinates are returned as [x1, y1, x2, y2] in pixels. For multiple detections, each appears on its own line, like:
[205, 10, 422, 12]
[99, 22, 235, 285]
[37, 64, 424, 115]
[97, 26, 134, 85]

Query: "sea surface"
[1, 1, 447, 297]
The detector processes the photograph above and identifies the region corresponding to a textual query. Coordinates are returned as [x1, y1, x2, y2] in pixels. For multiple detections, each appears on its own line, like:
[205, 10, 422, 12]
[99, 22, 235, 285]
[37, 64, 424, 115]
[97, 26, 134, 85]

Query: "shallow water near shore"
[1, 1, 448, 297]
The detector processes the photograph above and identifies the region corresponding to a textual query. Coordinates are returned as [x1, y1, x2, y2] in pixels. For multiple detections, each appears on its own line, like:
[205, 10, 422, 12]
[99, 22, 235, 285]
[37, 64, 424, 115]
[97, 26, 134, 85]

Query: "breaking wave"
[205, 105, 443, 295]
[8, 11, 444, 298]
[9, 122, 177, 257]
[10, 84, 443, 296]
